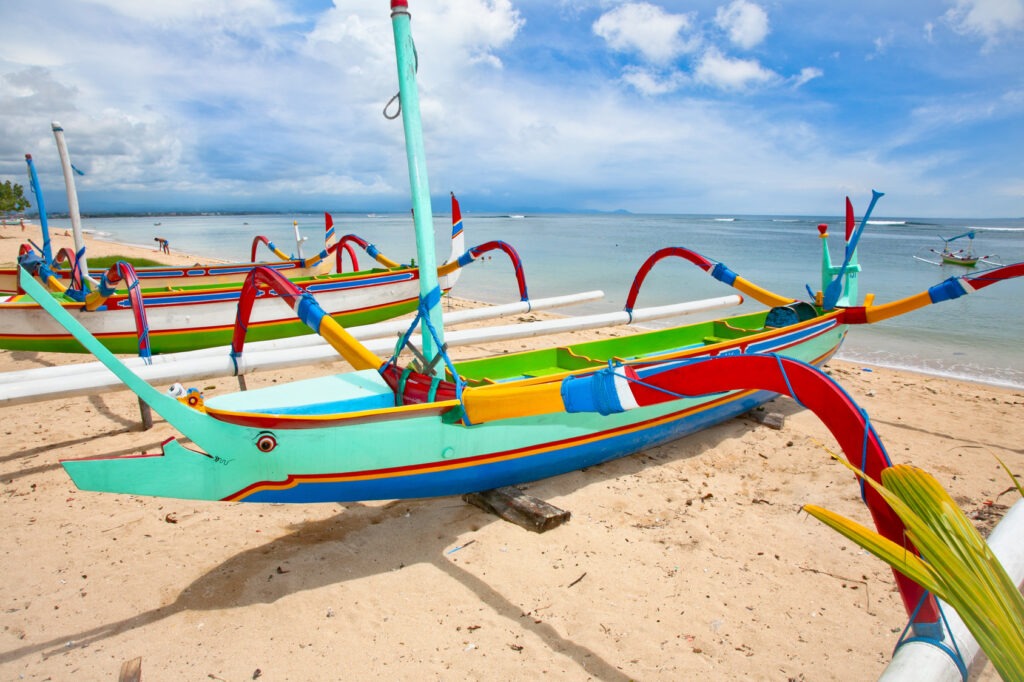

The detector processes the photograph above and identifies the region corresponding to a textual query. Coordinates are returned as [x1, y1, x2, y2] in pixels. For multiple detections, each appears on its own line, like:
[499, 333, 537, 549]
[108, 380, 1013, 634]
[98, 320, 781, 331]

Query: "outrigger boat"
[2, 192, 530, 355]
[23, 0, 1024, 638]
[913, 230, 1000, 268]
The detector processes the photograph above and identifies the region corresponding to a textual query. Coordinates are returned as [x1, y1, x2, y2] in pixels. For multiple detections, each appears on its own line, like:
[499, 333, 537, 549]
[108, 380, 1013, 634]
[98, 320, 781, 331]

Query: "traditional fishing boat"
[913, 230, 1000, 268]
[1, 192, 530, 355]
[22, 0, 1024, 642]
[0, 200, 342, 294]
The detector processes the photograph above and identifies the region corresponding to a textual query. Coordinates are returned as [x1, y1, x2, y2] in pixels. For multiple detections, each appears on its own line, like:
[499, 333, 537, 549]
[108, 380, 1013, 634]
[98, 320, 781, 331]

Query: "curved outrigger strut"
[624, 246, 796, 314]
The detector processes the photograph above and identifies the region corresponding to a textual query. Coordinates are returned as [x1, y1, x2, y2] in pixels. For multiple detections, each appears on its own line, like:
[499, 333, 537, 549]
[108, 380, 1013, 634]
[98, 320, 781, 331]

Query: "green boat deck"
[454, 309, 774, 385]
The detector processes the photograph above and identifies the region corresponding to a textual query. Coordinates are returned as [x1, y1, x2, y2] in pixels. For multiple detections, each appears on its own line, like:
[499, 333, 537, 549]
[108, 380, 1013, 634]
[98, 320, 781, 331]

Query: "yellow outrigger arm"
[623, 246, 796, 315]
[840, 262, 1024, 325]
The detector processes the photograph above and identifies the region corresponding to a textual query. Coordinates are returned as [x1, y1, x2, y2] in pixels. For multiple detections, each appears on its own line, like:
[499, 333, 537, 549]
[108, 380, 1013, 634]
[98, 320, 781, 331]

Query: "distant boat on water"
[913, 230, 1001, 269]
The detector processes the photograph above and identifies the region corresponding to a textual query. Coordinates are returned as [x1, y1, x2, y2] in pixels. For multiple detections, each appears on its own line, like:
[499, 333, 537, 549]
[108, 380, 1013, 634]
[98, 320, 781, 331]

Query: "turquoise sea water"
[45, 210, 1024, 389]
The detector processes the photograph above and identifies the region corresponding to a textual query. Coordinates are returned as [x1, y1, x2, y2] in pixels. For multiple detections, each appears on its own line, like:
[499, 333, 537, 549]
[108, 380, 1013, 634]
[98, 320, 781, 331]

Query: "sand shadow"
[0, 494, 631, 679]
[1, 407, 779, 677]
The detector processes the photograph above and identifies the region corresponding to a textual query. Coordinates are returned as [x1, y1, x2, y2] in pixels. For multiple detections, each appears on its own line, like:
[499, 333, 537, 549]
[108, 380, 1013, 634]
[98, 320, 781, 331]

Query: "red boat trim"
[222, 387, 763, 502]
[223, 341, 841, 502]
[205, 399, 460, 429]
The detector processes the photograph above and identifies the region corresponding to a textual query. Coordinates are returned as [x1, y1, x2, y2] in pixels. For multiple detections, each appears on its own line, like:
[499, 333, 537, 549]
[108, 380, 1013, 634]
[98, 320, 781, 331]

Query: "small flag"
[71, 164, 85, 176]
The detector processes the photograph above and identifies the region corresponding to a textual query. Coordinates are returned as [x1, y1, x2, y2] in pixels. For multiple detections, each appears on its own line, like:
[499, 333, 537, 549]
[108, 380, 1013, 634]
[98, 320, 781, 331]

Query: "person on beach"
[154, 237, 170, 254]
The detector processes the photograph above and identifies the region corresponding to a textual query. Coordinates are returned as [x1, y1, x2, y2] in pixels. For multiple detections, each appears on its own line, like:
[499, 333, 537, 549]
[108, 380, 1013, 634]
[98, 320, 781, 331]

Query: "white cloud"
[714, 0, 770, 50]
[867, 30, 895, 60]
[593, 3, 698, 63]
[790, 67, 823, 88]
[943, 0, 1024, 46]
[620, 66, 689, 95]
[307, 1, 523, 84]
[694, 48, 777, 90]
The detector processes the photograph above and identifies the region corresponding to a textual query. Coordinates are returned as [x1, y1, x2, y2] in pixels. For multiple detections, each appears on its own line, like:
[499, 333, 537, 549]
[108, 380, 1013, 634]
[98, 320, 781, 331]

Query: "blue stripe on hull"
[240, 389, 774, 503]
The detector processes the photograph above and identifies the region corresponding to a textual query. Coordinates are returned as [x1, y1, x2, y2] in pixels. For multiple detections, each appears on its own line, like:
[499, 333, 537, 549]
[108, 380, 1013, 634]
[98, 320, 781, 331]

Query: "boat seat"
[204, 369, 395, 416]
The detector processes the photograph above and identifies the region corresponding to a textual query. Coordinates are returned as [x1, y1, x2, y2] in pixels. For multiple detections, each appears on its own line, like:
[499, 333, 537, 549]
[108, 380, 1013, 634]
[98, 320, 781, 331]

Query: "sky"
[1, 0, 1022, 218]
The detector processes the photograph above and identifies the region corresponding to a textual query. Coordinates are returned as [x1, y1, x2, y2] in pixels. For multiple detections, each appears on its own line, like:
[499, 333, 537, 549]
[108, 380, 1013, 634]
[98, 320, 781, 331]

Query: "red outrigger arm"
[227, 265, 458, 405]
[624, 246, 796, 312]
[230, 267, 316, 356]
[464, 353, 943, 624]
[336, 233, 530, 301]
[332, 240, 361, 273]
[81, 261, 152, 360]
[336, 233, 403, 269]
[436, 240, 529, 301]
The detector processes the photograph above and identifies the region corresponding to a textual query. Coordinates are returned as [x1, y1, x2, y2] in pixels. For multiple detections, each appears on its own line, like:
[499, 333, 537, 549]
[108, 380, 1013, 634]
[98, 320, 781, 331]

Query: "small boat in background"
[913, 230, 1001, 268]
[1, 193, 531, 355]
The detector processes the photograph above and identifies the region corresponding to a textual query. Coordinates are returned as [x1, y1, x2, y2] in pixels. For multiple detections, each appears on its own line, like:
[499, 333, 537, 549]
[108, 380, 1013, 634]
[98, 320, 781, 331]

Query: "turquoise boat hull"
[57, 299, 844, 502]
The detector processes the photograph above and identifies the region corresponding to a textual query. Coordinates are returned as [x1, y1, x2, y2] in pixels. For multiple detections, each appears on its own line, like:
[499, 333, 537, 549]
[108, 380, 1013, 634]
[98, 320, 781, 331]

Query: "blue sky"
[1, 0, 1022, 217]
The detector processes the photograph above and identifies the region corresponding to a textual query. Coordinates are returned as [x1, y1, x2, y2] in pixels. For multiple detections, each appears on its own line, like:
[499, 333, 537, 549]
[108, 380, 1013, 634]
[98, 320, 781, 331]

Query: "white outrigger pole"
[878, 499, 1024, 681]
[51, 121, 98, 289]
[0, 292, 745, 407]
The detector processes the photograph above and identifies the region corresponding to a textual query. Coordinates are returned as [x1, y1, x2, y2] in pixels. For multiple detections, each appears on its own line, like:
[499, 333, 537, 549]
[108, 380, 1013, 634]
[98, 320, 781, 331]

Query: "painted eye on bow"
[255, 432, 278, 453]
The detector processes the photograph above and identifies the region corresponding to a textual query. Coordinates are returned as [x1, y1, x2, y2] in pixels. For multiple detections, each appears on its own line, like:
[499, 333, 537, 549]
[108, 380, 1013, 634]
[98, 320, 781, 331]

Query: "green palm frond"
[803, 460, 1024, 680]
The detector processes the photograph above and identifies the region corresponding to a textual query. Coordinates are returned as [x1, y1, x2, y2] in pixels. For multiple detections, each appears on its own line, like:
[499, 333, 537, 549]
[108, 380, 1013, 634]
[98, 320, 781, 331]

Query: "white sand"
[0, 221, 1019, 680]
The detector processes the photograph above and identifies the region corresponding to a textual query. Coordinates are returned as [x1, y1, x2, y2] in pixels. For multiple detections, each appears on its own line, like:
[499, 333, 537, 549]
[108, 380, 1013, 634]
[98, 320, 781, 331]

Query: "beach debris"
[164, 512, 178, 524]
[118, 657, 142, 682]
[463, 486, 571, 533]
[567, 572, 587, 588]
[446, 539, 476, 555]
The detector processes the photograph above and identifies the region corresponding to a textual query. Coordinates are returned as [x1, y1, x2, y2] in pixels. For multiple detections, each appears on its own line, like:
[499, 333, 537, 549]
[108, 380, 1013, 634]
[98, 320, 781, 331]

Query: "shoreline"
[2, 220, 1019, 391]
[0, 220, 224, 268]
[0, 222, 1020, 679]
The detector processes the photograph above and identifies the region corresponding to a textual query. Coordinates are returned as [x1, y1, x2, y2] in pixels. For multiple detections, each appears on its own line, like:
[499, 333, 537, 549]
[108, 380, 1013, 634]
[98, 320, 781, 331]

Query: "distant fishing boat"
[913, 230, 1000, 268]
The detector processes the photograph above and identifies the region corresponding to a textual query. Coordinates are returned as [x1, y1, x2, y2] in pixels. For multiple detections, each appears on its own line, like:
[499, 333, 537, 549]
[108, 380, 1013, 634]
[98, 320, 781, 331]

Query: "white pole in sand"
[51, 121, 98, 288]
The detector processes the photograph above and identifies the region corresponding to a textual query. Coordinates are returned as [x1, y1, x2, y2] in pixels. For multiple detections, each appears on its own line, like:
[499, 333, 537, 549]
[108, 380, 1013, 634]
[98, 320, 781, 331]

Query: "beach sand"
[1, 221, 1020, 680]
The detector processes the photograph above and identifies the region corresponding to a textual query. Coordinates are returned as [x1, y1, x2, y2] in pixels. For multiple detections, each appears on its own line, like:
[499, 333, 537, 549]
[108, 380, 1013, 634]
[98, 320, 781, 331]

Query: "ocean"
[44, 210, 1024, 389]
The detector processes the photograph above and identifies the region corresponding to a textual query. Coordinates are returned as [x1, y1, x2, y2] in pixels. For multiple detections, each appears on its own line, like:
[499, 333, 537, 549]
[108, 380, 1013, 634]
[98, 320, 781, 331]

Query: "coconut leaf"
[802, 504, 940, 594]
[807, 459, 1024, 679]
